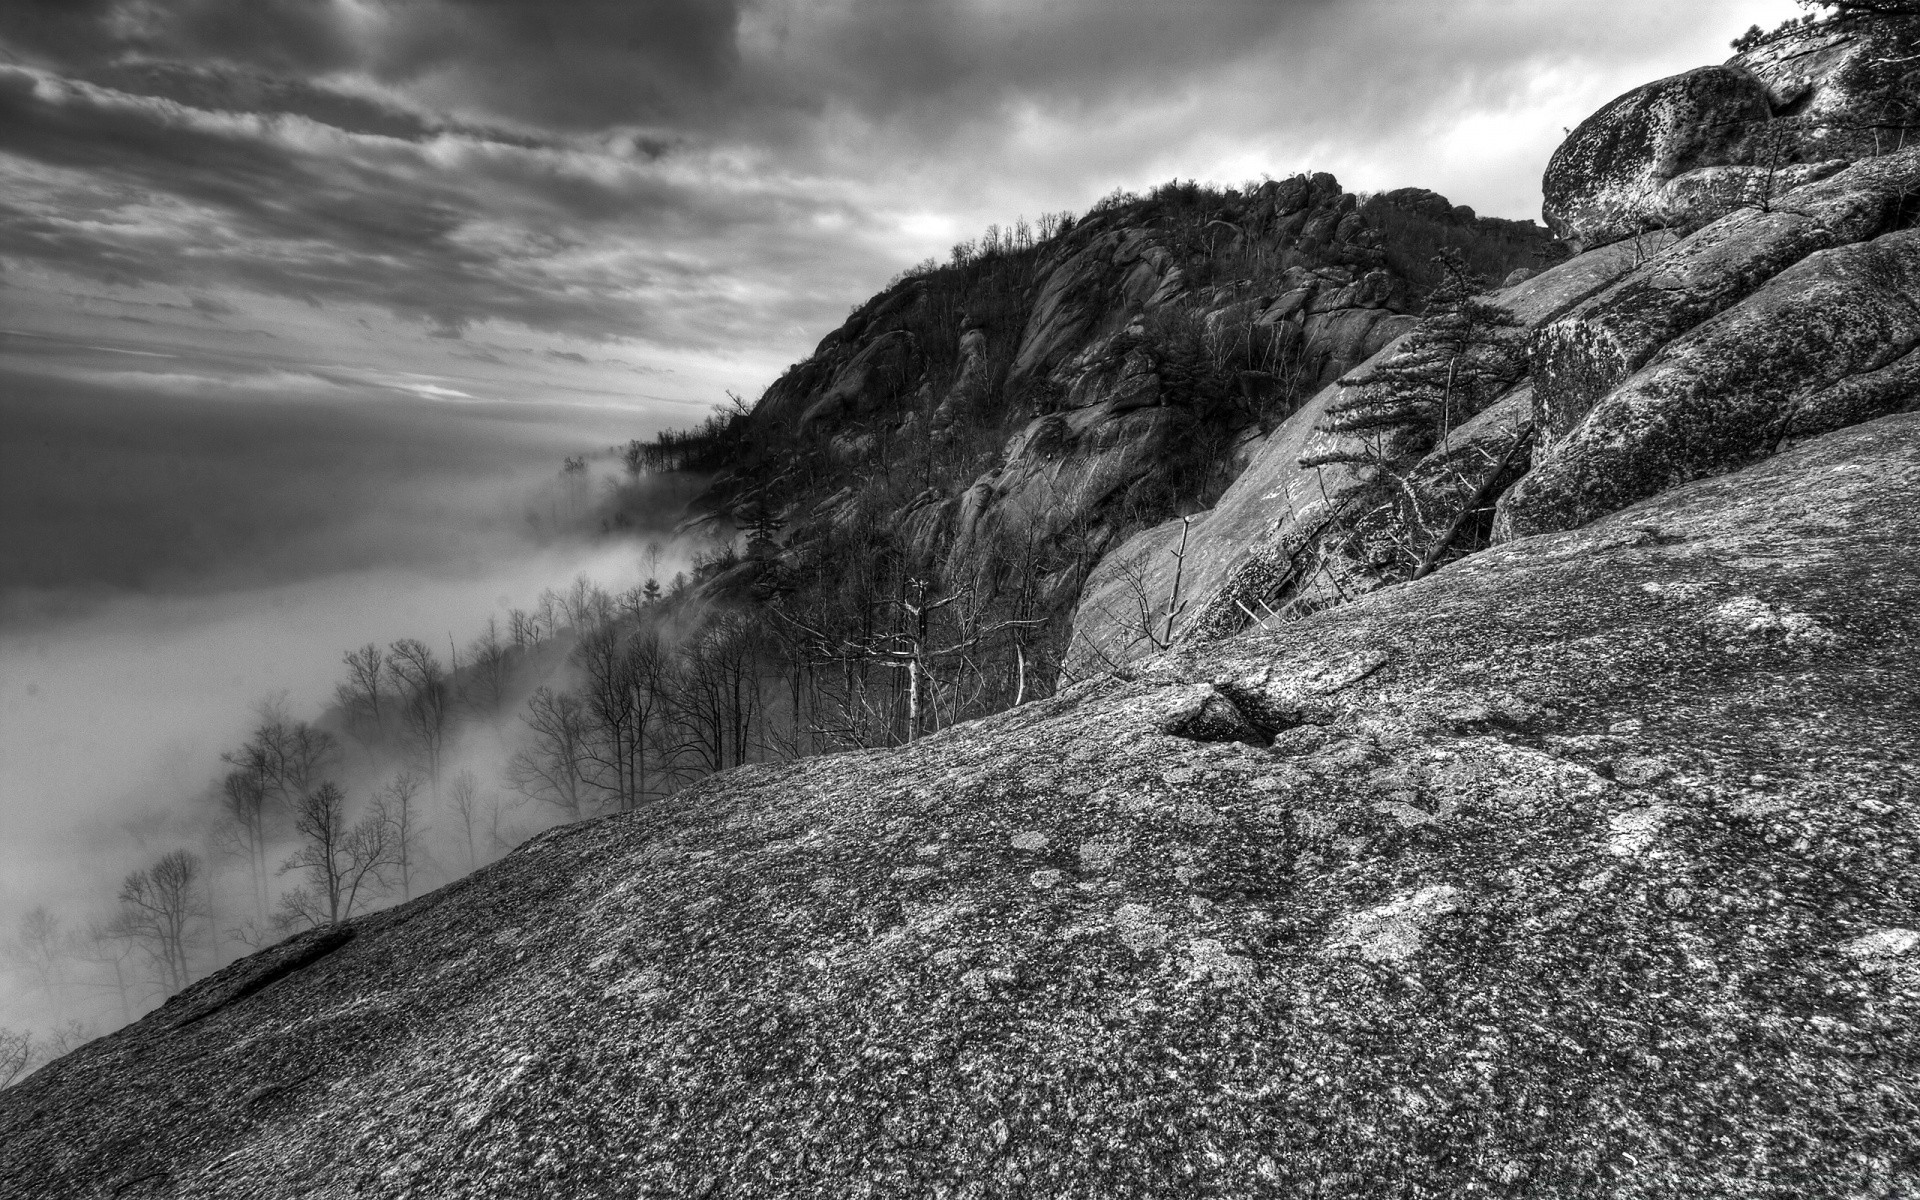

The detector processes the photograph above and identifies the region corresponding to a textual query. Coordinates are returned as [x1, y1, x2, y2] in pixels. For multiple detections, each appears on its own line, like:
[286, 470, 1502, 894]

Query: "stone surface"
[1068, 239, 1653, 672]
[1542, 65, 1774, 248]
[1528, 148, 1920, 446]
[1499, 225, 1920, 538]
[7, 416, 1919, 1197]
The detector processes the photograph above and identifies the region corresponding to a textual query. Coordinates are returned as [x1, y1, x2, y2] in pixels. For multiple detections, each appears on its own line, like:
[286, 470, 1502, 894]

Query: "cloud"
[0, 0, 1806, 409]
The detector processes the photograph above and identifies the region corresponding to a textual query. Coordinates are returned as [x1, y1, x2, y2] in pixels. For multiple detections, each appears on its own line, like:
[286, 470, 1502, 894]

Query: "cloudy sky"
[0, 0, 1802, 415]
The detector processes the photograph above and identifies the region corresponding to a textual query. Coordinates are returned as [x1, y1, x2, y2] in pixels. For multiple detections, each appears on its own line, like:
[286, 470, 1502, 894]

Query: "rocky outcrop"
[1068, 236, 1657, 672]
[1542, 65, 1777, 248]
[6, 415, 1918, 1197]
[1545, 18, 1920, 251]
[1529, 148, 1920, 443]
[1499, 224, 1920, 538]
[734, 173, 1555, 649]
[1073, 15, 1920, 672]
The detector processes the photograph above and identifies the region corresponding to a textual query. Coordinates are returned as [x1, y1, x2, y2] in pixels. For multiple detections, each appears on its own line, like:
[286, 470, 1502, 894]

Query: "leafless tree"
[446, 768, 483, 873]
[0, 1028, 33, 1089]
[462, 616, 514, 716]
[118, 851, 205, 995]
[218, 764, 272, 923]
[221, 710, 339, 816]
[74, 919, 139, 1024]
[334, 643, 388, 754]
[282, 782, 395, 927]
[507, 686, 600, 820]
[387, 639, 450, 783]
[10, 907, 63, 1003]
[377, 771, 425, 901]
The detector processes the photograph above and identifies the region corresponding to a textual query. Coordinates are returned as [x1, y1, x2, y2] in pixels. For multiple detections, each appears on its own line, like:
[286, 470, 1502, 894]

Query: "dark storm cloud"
[0, 0, 748, 127]
[0, 60, 872, 345]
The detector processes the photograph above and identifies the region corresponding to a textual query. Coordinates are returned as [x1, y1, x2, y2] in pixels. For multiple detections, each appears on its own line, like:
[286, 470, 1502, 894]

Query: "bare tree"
[282, 783, 395, 927]
[221, 712, 339, 816]
[74, 919, 139, 1024]
[10, 908, 63, 1003]
[0, 1028, 33, 1089]
[218, 764, 272, 924]
[378, 771, 426, 900]
[507, 687, 600, 820]
[574, 620, 639, 812]
[387, 639, 450, 783]
[446, 768, 483, 873]
[334, 643, 388, 754]
[118, 852, 205, 995]
[463, 616, 514, 716]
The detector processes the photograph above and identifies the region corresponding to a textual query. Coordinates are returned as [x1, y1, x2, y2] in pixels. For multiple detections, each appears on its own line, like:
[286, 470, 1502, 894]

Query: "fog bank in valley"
[0, 345, 704, 1066]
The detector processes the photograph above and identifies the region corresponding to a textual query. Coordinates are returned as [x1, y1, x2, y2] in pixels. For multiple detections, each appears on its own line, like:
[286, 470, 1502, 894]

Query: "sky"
[0, 0, 1806, 1039]
[0, 0, 1805, 409]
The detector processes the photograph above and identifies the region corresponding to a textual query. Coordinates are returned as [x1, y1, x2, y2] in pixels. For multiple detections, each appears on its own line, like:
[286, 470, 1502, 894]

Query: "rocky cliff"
[6, 14, 1920, 1199]
[683, 174, 1558, 696]
[1071, 13, 1920, 674]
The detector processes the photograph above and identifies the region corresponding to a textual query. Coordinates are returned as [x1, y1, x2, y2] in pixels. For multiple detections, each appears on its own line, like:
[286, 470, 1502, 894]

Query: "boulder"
[8, 416, 1918, 1197]
[1498, 226, 1920, 539]
[1529, 146, 1920, 444]
[1542, 65, 1774, 248]
[1733, 18, 1920, 162]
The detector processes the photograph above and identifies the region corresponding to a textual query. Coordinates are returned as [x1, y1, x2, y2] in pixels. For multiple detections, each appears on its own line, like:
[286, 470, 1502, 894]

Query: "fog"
[0, 341, 706, 1050]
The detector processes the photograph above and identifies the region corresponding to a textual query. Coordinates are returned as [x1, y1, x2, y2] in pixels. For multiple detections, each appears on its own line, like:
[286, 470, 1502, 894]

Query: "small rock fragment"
[1114, 903, 1171, 954]
[1611, 755, 1675, 787]
[1325, 885, 1463, 964]
[1078, 836, 1126, 874]
[1606, 806, 1665, 857]
[1844, 928, 1920, 968]
[1010, 831, 1049, 853]
[1184, 938, 1255, 986]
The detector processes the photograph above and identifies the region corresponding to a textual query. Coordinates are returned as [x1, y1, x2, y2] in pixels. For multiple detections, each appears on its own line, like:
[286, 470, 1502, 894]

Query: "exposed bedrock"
[1542, 65, 1776, 249]
[5, 416, 1917, 1197]
[1498, 226, 1920, 539]
[1529, 148, 1920, 444]
[1067, 237, 1658, 673]
[1545, 18, 1920, 251]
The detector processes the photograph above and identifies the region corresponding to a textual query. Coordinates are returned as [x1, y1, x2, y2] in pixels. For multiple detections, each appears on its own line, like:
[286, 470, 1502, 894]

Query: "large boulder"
[1542, 65, 1774, 248]
[1733, 17, 1920, 162]
[1497, 226, 1920, 539]
[6, 416, 1918, 1197]
[1529, 146, 1920, 444]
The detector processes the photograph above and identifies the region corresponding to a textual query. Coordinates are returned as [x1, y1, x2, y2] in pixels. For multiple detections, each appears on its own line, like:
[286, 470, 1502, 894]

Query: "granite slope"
[3, 414, 1917, 1198]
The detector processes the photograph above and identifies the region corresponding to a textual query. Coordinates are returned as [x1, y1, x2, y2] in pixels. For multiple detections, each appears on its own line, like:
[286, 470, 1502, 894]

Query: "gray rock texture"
[5, 415, 1918, 1197]
[1069, 238, 1654, 672]
[1541, 65, 1775, 248]
[1073, 20, 1920, 670]
[1500, 224, 1920, 538]
[1544, 18, 1920, 251]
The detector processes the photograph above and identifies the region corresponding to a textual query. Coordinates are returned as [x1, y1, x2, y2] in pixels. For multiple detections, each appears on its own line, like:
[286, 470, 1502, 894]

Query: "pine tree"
[1299, 250, 1526, 575]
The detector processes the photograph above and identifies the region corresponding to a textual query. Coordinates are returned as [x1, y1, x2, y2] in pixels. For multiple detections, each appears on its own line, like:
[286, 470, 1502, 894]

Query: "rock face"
[698, 175, 1558, 651]
[1541, 65, 1776, 248]
[5, 416, 1918, 1197]
[1501, 222, 1920, 538]
[1068, 237, 1659, 673]
[1544, 18, 1920, 251]
[1072, 14, 1920, 671]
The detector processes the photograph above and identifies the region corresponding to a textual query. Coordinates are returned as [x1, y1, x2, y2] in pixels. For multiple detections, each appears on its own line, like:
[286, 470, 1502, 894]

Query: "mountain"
[6, 12, 1920, 1198]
